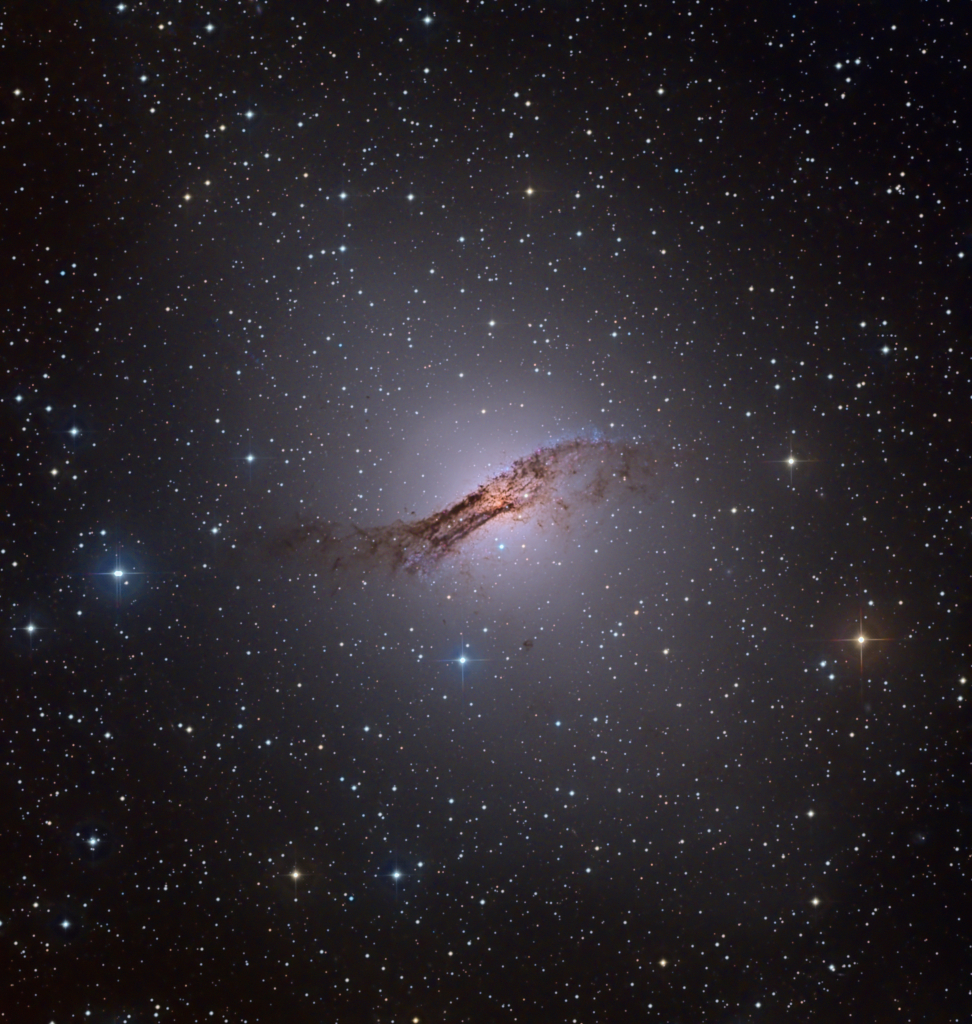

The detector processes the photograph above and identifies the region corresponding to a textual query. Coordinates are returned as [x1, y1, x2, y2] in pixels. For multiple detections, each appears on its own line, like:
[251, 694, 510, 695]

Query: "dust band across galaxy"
[261, 436, 675, 576]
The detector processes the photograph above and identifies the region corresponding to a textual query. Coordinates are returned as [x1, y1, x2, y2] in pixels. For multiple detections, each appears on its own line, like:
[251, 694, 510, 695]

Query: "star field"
[2, 2, 971, 1022]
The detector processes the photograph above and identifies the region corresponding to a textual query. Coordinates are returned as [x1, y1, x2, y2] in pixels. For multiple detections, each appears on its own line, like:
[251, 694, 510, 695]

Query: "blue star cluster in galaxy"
[2, 2, 970, 1022]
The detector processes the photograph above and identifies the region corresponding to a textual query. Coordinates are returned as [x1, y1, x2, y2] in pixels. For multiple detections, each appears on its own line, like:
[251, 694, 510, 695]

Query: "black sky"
[3, 2, 971, 1022]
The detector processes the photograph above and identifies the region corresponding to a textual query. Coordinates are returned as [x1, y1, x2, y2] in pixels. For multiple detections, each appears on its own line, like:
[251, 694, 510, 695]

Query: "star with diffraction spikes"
[11, 617, 52, 656]
[767, 446, 819, 488]
[87, 553, 149, 607]
[806, 588, 901, 704]
[378, 855, 417, 902]
[233, 446, 274, 485]
[281, 857, 318, 901]
[840, 616, 897, 700]
[439, 634, 487, 692]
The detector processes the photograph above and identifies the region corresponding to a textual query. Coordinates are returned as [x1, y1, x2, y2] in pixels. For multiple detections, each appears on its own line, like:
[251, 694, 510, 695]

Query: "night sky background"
[4, 2, 971, 1022]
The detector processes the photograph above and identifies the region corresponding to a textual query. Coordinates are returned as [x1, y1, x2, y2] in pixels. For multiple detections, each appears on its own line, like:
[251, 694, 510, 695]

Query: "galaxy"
[4, 3, 970, 1023]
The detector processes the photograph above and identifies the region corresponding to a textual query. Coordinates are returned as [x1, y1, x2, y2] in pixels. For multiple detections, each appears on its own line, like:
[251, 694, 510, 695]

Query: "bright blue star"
[438, 636, 488, 691]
